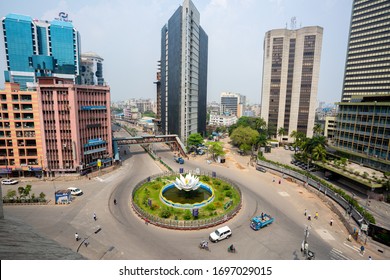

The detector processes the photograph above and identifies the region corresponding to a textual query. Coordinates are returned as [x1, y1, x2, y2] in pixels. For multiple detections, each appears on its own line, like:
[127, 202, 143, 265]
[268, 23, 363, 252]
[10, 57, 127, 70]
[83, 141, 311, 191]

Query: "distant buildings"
[220, 92, 246, 118]
[209, 114, 238, 127]
[80, 52, 104, 86]
[1, 13, 81, 90]
[332, 0, 390, 172]
[160, 0, 208, 142]
[260, 26, 323, 141]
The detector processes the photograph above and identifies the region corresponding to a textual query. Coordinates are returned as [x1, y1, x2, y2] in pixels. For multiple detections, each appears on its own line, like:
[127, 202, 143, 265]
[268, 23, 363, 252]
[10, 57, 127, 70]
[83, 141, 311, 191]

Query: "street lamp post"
[302, 225, 310, 257]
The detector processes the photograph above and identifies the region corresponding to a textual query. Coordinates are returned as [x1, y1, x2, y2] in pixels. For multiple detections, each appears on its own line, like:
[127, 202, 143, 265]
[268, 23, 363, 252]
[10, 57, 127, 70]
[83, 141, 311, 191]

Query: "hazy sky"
[0, 0, 352, 104]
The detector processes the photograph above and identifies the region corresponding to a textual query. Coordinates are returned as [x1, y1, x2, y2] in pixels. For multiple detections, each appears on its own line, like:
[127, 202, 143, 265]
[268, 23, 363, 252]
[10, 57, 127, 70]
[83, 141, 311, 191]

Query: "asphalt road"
[2, 127, 382, 260]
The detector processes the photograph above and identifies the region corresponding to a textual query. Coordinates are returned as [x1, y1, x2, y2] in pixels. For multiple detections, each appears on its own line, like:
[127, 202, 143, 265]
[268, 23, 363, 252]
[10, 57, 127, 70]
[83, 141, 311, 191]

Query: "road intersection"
[2, 128, 385, 260]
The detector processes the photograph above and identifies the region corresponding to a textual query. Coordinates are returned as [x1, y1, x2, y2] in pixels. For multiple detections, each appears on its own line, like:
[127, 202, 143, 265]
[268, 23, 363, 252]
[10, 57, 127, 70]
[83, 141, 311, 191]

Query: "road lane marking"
[278, 191, 290, 197]
[330, 248, 352, 260]
[343, 241, 360, 252]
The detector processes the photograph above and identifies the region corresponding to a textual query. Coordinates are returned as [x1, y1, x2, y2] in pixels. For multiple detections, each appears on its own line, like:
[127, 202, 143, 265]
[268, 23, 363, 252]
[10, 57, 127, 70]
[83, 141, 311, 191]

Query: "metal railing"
[257, 160, 366, 229]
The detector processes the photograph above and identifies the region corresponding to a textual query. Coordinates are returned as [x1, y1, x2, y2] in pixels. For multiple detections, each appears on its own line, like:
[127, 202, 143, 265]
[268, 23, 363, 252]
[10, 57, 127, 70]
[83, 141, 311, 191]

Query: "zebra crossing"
[329, 247, 352, 260]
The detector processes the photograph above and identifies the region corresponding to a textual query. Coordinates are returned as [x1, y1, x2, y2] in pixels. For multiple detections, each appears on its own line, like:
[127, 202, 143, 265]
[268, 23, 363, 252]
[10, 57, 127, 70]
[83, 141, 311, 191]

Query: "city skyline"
[0, 0, 352, 104]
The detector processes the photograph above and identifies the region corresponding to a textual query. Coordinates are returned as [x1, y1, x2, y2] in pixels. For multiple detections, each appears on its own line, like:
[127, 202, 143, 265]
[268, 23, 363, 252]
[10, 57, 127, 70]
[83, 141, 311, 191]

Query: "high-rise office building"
[160, 0, 208, 142]
[260, 26, 323, 141]
[80, 52, 104, 86]
[37, 77, 112, 175]
[220, 92, 245, 117]
[332, 0, 390, 172]
[1, 13, 81, 90]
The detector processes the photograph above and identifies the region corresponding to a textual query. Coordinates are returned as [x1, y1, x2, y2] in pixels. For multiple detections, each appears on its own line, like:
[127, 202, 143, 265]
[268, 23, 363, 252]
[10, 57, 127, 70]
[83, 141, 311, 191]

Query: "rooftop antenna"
[290, 16, 296, 30]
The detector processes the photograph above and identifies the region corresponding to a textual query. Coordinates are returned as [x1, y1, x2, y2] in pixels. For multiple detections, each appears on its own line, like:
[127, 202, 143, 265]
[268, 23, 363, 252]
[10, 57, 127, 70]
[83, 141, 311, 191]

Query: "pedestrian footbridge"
[113, 134, 187, 158]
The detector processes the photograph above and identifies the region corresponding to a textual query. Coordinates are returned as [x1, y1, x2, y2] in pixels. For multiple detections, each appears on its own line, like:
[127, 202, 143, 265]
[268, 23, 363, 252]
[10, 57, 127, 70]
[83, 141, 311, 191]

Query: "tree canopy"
[207, 142, 225, 160]
[187, 133, 204, 148]
[230, 126, 259, 148]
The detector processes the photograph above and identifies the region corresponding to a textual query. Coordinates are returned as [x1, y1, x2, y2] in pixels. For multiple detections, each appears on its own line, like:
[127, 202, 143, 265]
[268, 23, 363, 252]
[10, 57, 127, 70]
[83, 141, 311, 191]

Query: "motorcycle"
[199, 241, 210, 251]
[227, 245, 236, 253]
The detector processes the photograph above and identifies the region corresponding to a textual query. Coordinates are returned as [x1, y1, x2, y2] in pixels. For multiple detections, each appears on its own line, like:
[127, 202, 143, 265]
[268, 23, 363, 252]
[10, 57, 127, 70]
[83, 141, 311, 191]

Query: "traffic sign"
[361, 224, 368, 231]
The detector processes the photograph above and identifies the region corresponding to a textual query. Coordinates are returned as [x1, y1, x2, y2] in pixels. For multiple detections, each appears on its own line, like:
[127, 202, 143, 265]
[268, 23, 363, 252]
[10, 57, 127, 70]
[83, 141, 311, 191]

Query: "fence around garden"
[131, 171, 242, 230]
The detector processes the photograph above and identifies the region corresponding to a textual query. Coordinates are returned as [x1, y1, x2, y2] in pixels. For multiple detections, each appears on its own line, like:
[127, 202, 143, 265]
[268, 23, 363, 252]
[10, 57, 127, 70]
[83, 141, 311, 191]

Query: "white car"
[67, 187, 83, 196]
[209, 226, 232, 242]
[1, 179, 18, 185]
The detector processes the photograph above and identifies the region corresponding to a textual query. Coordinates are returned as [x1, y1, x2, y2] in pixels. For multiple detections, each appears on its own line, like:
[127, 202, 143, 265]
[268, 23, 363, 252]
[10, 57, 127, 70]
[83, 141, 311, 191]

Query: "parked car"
[256, 165, 267, 173]
[1, 179, 18, 185]
[289, 146, 295, 151]
[67, 187, 83, 196]
[209, 226, 232, 242]
[284, 145, 289, 150]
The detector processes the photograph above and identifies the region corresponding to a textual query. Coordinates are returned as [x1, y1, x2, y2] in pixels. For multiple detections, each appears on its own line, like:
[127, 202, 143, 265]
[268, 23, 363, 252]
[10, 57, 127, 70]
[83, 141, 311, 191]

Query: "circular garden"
[132, 173, 242, 228]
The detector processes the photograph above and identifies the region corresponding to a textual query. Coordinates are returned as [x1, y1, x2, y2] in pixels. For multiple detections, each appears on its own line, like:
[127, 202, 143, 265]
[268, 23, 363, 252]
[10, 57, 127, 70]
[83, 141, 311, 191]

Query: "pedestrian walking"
[272, 177, 275, 182]
[145, 218, 149, 225]
[114, 198, 117, 205]
[308, 214, 311, 221]
[330, 218, 333, 226]
[368, 256, 372, 260]
[278, 179, 281, 184]
[84, 240, 89, 247]
[360, 245, 365, 254]
[93, 212, 97, 221]
[315, 212, 319, 219]
[304, 209, 307, 216]
[75, 233, 79, 241]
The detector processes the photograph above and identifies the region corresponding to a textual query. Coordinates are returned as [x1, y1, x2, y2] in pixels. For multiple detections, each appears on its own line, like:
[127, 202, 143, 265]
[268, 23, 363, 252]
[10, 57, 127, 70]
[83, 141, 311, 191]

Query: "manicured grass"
[133, 175, 241, 221]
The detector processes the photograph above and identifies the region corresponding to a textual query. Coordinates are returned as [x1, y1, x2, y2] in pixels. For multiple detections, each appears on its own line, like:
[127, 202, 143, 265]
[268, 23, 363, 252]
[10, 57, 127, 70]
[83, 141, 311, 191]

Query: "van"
[209, 226, 232, 242]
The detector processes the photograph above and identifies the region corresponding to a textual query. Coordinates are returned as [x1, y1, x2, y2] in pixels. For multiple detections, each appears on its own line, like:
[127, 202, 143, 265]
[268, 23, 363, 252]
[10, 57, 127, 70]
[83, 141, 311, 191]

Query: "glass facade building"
[1, 13, 80, 90]
[332, 0, 390, 172]
[160, 0, 208, 143]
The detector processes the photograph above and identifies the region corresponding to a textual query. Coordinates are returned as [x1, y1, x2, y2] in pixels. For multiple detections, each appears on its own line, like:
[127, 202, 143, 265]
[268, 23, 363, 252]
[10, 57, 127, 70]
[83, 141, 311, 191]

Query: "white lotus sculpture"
[173, 173, 200, 191]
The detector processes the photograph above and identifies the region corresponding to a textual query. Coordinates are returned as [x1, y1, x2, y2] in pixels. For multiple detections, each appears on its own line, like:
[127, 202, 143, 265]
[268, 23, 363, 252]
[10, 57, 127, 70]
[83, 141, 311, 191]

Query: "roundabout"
[131, 172, 242, 229]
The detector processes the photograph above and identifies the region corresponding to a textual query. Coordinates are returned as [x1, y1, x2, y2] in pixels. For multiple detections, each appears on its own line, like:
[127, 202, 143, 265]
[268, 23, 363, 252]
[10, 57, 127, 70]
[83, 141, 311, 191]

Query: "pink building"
[38, 77, 112, 175]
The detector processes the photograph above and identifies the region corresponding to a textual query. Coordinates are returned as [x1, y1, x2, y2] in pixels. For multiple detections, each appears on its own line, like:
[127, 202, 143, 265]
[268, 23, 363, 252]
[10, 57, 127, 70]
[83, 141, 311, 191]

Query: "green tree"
[17, 186, 25, 198]
[187, 133, 204, 148]
[290, 130, 298, 143]
[207, 142, 225, 161]
[24, 185, 32, 198]
[230, 126, 259, 148]
[256, 133, 268, 148]
[142, 111, 156, 118]
[277, 127, 286, 143]
[303, 135, 326, 154]
[267, 123, 277, 139]
[312, 145, 327, 161]
[6, 189, 16, 199]
[313, 123, 323, 136]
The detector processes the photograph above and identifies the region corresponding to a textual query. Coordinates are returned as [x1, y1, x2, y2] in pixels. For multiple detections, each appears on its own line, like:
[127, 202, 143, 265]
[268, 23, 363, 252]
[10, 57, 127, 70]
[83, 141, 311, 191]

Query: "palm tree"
[312, 145, 327, 161]
[290, 130, 298, 143]
[313, 123, 323, 136]
[277, 127, 286, 143]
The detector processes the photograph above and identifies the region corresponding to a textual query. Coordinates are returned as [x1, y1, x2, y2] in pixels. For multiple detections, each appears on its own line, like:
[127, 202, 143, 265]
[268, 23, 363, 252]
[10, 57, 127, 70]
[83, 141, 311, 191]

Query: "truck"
[174, 156, 185, 164]
[250, 213, 274, 230]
